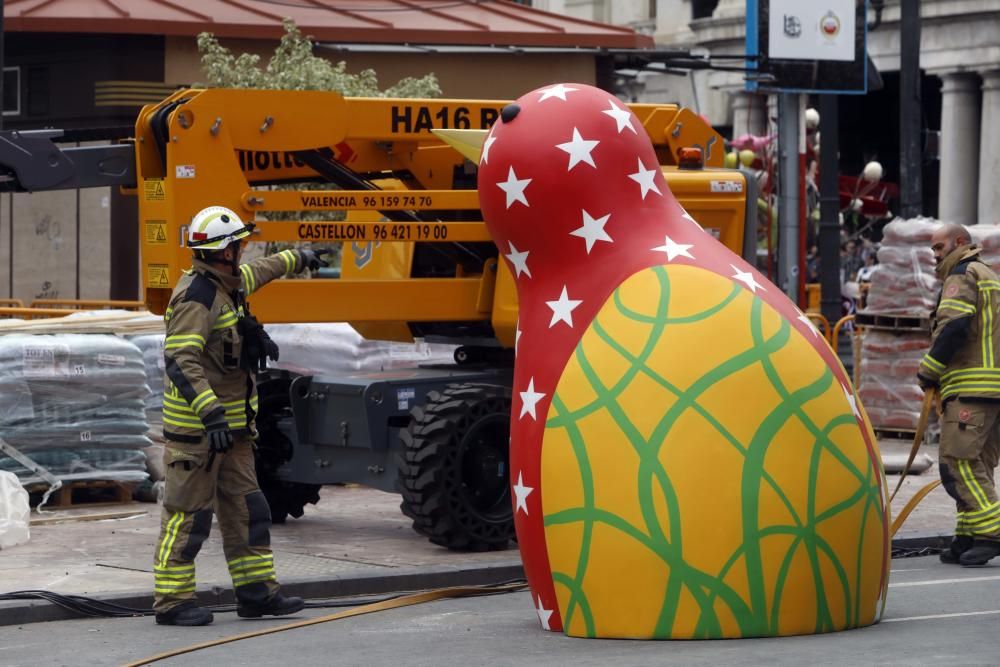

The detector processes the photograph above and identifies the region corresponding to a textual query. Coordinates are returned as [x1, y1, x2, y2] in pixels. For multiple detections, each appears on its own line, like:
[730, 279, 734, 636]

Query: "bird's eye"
[501, 104, 521, 123]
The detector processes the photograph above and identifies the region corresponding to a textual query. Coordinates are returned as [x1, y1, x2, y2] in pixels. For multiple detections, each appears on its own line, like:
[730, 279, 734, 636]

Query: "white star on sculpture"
[481, 134, 497, 164]
[628, 157, 662, 200]
[537, 84, 578, 102]
[602, 100, 636, 134]
[505, 241, 532, 279]
[797, 313, 820, 337]
[843, 384, 861, 418]
[731, 264, 765, 293]
[513, 471, 533, 516]
[556, 127, 600, 171]
[535, 595, 555, 631]
[570, 210, 612, 253]
[546, 286, 583, 328]
[515, 325, 522, 354]
[497, 166, 531, 209]
[651, 235, 694, 262]
[519, 378, 545, 420]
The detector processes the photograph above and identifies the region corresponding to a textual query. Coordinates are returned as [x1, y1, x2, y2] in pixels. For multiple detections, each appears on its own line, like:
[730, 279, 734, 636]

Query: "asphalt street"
[1, 556, 998, 667]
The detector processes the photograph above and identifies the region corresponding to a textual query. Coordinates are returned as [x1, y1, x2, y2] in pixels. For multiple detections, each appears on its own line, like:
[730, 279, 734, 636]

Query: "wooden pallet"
[855, 311, 932, 332]
[26, 479, 135, 509]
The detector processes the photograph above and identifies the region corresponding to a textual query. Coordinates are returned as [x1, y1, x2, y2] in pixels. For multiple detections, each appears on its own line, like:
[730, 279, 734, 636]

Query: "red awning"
[6, 0, 655, 49]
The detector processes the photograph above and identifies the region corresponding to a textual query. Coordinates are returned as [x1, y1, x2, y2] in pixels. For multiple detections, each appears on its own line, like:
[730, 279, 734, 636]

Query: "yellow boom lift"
[0, 89, 754, 550]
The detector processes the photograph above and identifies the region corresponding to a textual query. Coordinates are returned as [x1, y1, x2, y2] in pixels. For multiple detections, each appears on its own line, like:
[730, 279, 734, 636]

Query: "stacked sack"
[129, 333, 166, 482]
[866, 218, 940, 314]
[0, 334, 151, 485]
[858, 331, 930, 430]
[266, 323, 457, 376]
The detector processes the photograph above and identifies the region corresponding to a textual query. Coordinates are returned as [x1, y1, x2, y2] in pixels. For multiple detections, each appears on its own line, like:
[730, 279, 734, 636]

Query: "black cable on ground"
[891, 545, 944, 559]
[0, 579, 530, 620]
[0, 590, 153, 617]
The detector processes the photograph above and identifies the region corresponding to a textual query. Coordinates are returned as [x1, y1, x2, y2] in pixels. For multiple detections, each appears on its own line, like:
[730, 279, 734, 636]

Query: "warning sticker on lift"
[145, 221, 168, 245]
[147, 264, 170, 287]
[144, 179, 165, 201]
[397, 387, 416, 410]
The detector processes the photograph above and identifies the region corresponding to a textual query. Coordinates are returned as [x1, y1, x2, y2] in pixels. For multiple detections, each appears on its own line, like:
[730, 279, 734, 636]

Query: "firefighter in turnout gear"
[918, 223, 1000, 567]
[153, 206, 329, 626]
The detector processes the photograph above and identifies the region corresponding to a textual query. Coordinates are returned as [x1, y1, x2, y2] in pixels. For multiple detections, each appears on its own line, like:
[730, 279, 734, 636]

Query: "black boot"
[237, 592, 305, 619]
[155, 602, 214, 626]
[959, 539, 1000, 567]
[940, 535, 974, 564]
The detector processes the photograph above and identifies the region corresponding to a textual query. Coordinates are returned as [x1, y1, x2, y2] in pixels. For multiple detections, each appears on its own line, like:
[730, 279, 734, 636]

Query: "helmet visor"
[188, 222, 256, 249]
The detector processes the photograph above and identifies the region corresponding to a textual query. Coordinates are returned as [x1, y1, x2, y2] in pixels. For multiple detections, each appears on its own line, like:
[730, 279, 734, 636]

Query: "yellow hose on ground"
[123, 582, 527, 667]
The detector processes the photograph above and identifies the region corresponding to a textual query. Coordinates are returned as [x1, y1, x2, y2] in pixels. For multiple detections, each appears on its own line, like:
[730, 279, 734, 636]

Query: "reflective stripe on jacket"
[920, 245, 1000, 400]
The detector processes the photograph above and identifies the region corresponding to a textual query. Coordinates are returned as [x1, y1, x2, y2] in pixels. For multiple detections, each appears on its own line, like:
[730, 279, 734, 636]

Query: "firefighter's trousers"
[939, 398, 1000, 542]
[153, 433, 280, 613]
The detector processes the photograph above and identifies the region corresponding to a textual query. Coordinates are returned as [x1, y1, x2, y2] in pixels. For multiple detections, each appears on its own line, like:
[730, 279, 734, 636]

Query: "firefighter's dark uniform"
[918, 245, 1000, 550]
[153, 248, 304, 613]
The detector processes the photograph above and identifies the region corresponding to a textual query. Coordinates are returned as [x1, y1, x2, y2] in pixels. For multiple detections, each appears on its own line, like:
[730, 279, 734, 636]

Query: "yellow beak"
[432, 128, 488, 163]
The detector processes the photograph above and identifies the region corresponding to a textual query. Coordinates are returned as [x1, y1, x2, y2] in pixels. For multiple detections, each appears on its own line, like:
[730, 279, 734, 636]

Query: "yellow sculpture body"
[542, 265, 889, 638]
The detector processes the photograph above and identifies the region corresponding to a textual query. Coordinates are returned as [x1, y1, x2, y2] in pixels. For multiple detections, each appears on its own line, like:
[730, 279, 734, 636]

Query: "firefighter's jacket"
[919, 244, 1000, 401]
[162, 249, 304, 442]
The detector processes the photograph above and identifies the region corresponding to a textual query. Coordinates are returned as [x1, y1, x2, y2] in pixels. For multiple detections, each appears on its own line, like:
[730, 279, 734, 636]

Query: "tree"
[196, 19, 442, 268]
[197, 19, 441, 96]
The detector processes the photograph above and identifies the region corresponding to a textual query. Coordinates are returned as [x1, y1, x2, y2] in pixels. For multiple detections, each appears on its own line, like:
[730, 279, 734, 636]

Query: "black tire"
[397, 383, 515, 551]
[254, 369, 321, 524]
[260, 478, 321, 524]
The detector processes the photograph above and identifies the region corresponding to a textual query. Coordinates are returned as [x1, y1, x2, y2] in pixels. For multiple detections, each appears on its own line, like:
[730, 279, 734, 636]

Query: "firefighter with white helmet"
[152, 205, 328, 626]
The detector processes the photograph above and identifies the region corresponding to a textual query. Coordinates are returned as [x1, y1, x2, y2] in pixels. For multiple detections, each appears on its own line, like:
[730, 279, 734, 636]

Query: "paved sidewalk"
[0, 439, 955, 626]
[0, 485, 522, 625]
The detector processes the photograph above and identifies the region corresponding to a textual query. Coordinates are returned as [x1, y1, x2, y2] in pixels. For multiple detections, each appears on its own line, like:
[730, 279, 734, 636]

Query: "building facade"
[536, 0, 1000, 226]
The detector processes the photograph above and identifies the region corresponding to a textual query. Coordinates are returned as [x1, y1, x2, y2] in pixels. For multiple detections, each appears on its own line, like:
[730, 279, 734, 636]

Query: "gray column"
[731, 92, 767, 137]
[979, 71, 1000, 224]
[939, 72, 981, 225]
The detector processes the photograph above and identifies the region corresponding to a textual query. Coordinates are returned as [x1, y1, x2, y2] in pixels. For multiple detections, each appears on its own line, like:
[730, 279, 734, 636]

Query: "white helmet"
[188, 206, 254, 251]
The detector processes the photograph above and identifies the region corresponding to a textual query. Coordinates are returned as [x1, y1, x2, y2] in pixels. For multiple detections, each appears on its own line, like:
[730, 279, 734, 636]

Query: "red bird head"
[476, 83, 694, 306]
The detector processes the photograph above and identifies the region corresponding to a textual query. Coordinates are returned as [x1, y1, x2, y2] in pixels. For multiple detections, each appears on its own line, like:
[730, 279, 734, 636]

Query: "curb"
[0, 561, 525, 627]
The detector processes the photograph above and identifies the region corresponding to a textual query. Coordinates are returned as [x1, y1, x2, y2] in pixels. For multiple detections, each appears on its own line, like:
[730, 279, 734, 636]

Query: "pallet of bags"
[969, 224, 1000, 271]
[866, 218, 940, 315]
[0, 334, 151, 487]
[266, 323, 457, 376]
[128, 333, 166, 482]
[857, 329, 934, 433]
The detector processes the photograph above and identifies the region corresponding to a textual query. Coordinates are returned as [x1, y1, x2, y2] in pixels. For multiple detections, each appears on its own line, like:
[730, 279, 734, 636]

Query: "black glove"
[206, 419, 234, 455]
[300, 248, 331, 271]
[917, 374, 938, 391]
[262, 329, 279, 363]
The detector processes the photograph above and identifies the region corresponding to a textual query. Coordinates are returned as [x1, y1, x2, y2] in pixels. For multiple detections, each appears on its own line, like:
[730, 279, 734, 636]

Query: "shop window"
[692, 0, 719, 19]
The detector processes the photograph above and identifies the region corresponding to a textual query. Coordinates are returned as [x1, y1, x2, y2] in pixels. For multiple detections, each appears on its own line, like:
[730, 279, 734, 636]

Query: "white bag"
[0, 470, 30, 549]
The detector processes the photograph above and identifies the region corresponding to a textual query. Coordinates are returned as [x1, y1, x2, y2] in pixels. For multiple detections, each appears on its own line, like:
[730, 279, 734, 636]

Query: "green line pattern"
[542, 265, 885, 639]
